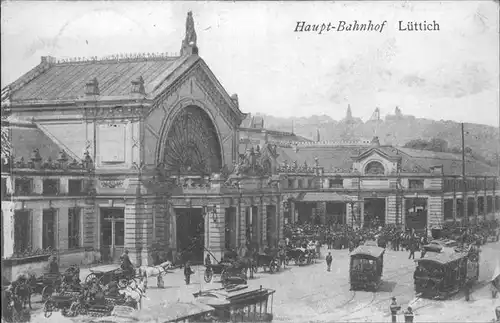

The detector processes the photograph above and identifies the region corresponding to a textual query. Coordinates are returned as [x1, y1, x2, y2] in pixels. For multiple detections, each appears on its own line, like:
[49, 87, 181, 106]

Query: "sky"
[1, 1, 499, 126]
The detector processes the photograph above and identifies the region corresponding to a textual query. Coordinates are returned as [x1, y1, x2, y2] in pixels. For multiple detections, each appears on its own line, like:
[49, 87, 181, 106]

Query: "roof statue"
[181, 11, 198, 56]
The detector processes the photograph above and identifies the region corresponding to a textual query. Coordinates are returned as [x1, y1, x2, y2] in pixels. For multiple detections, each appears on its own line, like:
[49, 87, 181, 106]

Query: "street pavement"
[30, 241, 500, 322]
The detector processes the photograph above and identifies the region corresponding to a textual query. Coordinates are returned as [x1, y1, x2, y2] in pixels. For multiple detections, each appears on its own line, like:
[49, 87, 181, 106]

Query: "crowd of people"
[284, 219, 500, 257]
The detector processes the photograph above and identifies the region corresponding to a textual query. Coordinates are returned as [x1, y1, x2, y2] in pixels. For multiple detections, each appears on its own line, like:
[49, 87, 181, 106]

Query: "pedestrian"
[404, 306, 414, 323]
[326, 252, 332, 272]
[184, 261, 194, 285]
[491, 280, 498, 299]
[408, 241, 415, 260]
[389, 297, 401, 323]
[465, 279, 473, 301]
[420, 244, 426, 259]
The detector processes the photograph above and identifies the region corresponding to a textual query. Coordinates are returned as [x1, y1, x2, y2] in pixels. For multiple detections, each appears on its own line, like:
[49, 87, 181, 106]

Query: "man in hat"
[120, 249, 134, 277]
[404, 306, 414, 323]
[389, 297, 401, 323]
[326, 252, 333, 272]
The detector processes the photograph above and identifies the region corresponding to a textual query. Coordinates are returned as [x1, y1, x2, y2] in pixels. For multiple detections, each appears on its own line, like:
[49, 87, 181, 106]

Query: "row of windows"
[10, 178, 84, 196]
[443, 196, 499, 220]
[287, 178, 314, 189]
[443, 178, 498, 192]
[12, 207, 81, 255]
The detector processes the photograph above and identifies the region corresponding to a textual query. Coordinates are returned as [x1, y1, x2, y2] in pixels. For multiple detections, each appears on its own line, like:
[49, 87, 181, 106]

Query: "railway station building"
[1, 12, 499, 280]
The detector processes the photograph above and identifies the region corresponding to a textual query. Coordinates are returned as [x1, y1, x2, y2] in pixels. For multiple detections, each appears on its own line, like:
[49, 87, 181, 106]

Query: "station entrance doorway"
[363, 198, 386, 228]
[175, 208, 204, 264]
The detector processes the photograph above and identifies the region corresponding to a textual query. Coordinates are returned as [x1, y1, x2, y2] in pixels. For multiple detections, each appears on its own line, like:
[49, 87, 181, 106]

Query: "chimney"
[41, 56, 56, 65]
[85, 78, 100, 96]
[131, 76, 145, 95]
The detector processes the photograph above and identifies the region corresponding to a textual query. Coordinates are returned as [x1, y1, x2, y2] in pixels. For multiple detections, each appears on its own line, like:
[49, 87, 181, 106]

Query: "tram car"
[413, 246, 480, 300]
[194, 285, 276, 322]
[349, 245, 385, 291]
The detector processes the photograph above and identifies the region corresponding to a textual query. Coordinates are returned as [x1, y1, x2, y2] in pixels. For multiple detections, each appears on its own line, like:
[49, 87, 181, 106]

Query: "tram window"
[352, 258, 376, 271]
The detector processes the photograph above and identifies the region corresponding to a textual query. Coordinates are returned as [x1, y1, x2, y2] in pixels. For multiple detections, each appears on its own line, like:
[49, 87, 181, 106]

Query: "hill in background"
[253, 107, 499, 168]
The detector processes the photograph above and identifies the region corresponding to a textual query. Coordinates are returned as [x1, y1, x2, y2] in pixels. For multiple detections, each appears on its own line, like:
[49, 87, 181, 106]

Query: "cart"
[85, 267, 138, 289]
[204, 260, 248, 284]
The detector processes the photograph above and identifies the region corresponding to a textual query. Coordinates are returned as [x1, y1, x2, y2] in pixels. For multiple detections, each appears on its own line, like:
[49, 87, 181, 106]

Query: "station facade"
[1, 12, 499, 279]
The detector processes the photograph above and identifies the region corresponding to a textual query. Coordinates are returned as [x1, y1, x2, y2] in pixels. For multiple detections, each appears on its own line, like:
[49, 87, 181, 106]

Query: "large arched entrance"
[163, 106, 222, 176]
[163, 106, 223, 263]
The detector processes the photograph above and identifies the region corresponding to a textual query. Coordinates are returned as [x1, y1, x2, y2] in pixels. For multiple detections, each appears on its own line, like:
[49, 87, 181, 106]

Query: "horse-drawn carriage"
[285, 247, 314, 266]
[252, 251, 280, 274]
[413, 245, 480, 299]
[85, 266, 138, 289]
[349, 245, 385, 291]
[204, 259, 248, 284]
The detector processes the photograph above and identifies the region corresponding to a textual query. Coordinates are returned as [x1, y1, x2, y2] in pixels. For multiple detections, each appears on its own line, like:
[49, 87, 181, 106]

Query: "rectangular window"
[477, 197, 485, 214]
[467, 197, 475, 217]
[308, 179, 313, 188]
[329, 178, 343, 188]
[68, 179, 83, 196]
[408, 179, 424, 190]
[487, 196, 493, 213]
[297, 179, 303, 189]
[287, 179, 294, 189]
[444, 199, 453, 220]
[456, 199, 463, 218]
[43, 209, 57, 249]
[68, 208, 81, 249]
[14, 210, 31, 254]
[15, 178, 32, 195]
[43, 179, 59, 195]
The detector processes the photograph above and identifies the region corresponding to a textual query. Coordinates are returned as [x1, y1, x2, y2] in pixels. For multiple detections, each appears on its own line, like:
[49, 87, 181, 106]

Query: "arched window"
[364, 161, 385, 175]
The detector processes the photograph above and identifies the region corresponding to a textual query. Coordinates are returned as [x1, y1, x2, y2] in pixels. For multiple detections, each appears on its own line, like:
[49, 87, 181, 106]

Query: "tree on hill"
[403, 138, 449, 152]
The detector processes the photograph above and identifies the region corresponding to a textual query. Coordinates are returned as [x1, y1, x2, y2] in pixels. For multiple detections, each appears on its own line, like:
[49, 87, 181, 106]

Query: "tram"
[349, 244, 385, 291]
[413, 246, 480, 299]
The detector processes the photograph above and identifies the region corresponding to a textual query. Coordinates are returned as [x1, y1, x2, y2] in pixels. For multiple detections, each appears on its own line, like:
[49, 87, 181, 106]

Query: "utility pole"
[462, 123, 467, 227]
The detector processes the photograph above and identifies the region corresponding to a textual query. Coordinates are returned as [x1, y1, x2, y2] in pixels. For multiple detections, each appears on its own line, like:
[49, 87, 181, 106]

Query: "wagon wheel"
[118, 278, 130, 289]
[298, 255, 306, 265]
[204, 268, 213, 283]
[43, 300, 55, 318]
[240, 268, 248, 280]
[252, 261, 259, 274]
[85, 273, 99, 284]
[269, 261, 278, 274]
[221, 269, 229, 283]
[127, 278, 138, 290]
[285, 257, 290, 266]
[41, 286, 53, 302]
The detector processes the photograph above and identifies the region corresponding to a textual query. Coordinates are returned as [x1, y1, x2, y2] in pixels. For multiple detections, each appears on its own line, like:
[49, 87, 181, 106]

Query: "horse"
[137, 261, 173, 284]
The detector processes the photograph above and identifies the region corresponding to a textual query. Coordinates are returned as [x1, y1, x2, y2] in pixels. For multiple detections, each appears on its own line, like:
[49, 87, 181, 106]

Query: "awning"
[296, 192, 353, 202]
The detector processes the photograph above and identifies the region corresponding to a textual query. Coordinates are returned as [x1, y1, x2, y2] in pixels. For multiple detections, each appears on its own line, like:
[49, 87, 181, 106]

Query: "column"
[428, 195, 443, 229]
[484, 180, 487, 220]
[452, 196, 457, 222]
[208, 203, 225, 262]
[318, 202, 326, 224]
[290, 201, 296, 224]
[125, 200, 140, 264]
[278, 197, 285, 246]
[238, 200, 246, 248]
[261, 200, 267, 248]
[82, 204, 97, 249]
[1, 202, 15, 258]
[387, 195, 397, 225]
[58, 207, 69, 251]
[140, 199, 154, 265]
[235, 201, 240, 248]
[474, 194, 479, 224]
